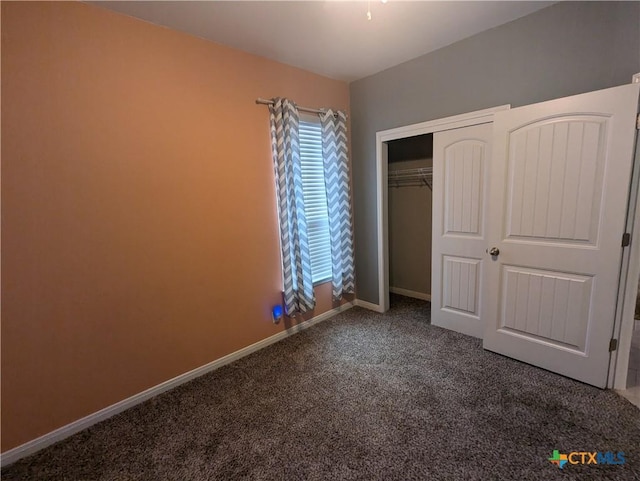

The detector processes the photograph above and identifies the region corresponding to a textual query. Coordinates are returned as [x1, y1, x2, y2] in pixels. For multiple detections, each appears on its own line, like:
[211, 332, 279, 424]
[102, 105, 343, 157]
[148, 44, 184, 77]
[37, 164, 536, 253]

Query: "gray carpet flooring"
[3, 295, 640, 480]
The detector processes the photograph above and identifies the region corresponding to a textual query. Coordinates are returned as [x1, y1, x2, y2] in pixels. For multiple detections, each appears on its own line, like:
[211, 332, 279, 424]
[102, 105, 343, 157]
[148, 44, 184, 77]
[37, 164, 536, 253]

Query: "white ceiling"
[92, 1, 555, 82]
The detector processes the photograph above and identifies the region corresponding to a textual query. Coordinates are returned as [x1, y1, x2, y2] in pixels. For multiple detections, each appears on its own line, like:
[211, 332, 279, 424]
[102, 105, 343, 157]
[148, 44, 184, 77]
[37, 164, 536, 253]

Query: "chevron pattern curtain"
[321, 110, 355, 300]
[269, 98, 316, 315]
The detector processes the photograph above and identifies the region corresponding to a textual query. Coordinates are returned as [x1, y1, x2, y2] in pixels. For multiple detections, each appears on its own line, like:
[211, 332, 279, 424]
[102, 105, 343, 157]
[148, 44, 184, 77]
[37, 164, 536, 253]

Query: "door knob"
[488, 247, 500, 257]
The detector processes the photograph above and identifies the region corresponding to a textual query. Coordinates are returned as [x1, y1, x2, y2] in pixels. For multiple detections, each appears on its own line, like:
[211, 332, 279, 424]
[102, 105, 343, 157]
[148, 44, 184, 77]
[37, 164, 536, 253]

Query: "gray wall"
[350, 1, 640, 304]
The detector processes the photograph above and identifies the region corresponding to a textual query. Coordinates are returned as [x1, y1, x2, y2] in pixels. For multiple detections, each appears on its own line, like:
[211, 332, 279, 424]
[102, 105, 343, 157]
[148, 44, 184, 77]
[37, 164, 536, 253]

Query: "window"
[299, 117, 332, 284]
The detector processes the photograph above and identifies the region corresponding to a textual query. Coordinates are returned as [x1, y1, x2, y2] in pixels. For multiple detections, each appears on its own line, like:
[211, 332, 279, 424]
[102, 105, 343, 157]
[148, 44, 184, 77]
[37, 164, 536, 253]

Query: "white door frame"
[374, 105, 510, 312]
[601, 75, 639, 389]
[610, 133, 640, 389]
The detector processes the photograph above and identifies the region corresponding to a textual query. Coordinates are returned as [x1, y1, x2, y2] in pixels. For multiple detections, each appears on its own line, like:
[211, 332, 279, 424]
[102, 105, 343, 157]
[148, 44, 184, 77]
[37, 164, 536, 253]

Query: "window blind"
[299, 120, 332, 284]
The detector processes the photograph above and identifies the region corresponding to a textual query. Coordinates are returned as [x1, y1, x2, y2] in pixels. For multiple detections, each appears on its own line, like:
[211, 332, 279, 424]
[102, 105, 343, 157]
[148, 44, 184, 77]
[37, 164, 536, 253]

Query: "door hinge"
[637, 113, 640, 130]
[609, 338, 618, 352]
[622, 232, 631, 247]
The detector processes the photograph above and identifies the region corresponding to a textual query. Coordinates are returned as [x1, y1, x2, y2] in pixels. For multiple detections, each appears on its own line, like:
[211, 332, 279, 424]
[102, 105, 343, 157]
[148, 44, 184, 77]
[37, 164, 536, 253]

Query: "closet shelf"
[388, 167, 433, 190]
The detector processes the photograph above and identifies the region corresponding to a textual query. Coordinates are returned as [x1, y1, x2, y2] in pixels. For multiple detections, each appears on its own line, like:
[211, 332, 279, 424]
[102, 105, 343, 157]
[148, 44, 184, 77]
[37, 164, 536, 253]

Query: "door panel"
[432, 123, 492, 338]
[445, 141, 484, 236]
[484, 83, 640, 388]
[500, 266, 592, 351]
[443, 256, 480, 315]
[506, 117, 607, 245]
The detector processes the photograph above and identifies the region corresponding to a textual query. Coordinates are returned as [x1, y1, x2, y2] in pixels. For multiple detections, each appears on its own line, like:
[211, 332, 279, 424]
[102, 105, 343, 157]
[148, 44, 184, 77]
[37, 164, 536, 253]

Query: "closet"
[387, 133, 433, 302]
[377, 82, 640, 389]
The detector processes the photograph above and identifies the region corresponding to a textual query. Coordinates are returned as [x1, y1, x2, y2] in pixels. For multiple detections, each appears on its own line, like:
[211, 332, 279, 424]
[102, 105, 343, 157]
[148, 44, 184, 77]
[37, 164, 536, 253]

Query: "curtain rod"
[255, 98, 330, 116]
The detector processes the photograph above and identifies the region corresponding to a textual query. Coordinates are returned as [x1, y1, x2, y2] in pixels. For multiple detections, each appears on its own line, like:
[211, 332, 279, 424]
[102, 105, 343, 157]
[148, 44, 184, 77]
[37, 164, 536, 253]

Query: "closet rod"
[255, 98, 337, 116]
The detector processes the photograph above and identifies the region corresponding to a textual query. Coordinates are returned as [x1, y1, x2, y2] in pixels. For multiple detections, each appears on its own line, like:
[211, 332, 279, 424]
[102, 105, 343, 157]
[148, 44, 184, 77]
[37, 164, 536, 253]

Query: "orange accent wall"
[1, 1, 351, 452]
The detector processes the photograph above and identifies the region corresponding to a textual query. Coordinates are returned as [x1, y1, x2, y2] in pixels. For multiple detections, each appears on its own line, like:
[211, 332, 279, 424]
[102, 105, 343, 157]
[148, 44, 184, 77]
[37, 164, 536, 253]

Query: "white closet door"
[432, 123, 492, 338]
[483, 83, 640, 388]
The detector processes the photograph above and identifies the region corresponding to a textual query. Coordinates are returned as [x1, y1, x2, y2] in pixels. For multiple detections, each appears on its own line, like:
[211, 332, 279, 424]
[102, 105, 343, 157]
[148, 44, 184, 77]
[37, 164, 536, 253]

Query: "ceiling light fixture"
[368, 0, 388, 20]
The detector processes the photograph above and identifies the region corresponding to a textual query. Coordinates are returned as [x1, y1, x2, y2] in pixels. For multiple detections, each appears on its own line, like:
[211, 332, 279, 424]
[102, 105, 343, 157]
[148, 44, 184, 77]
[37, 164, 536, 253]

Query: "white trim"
[355, 298, 385, 313]
[0, 302, 354, 467]
[610, 133, 640, 389]
[378, 105, 510, 143]
[389, 287, 431, 301]
[376, 105, 510, 312]
[610, 80, 640, 388]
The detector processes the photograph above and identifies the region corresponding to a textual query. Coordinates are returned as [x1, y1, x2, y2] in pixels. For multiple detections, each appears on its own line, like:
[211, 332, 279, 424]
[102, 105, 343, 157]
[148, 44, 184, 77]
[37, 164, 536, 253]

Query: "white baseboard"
[0, 301, 354, 467]
[355, 299, 385, 313]
[389, 287, 431, 301]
